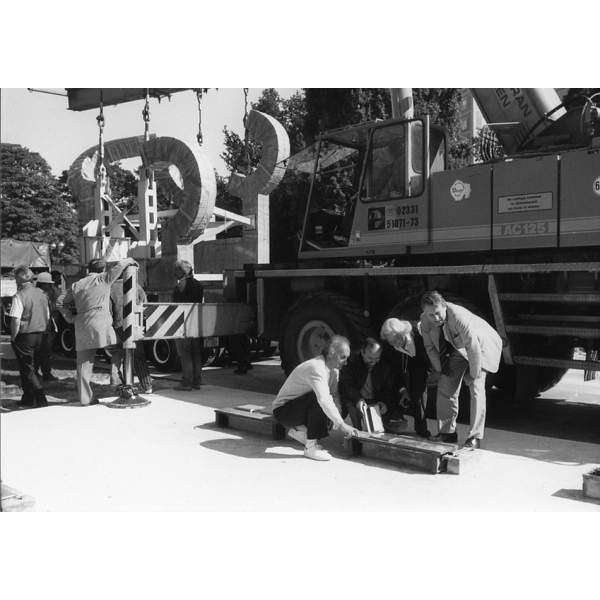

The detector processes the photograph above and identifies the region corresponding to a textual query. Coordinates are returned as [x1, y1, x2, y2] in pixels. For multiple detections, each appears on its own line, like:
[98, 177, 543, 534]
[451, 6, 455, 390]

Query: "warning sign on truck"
[498, 192, 553, 214]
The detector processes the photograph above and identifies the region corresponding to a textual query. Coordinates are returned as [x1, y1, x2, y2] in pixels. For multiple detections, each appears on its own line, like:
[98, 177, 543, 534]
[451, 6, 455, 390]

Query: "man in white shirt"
[272, 335, 358, 461]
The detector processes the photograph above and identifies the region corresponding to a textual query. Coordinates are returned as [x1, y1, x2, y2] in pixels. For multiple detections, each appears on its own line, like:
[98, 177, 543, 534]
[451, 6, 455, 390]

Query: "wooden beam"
[214, 406, 285, 440]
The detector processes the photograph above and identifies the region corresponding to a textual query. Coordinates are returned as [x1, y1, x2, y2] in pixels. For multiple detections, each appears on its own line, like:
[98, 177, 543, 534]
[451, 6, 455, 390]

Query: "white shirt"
[273, 356, 344, 428]
[8, 294, 23, 319]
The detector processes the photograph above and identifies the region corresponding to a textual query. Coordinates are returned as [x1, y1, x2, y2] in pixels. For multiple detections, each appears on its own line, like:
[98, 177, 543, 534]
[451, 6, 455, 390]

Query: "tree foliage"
[1, 144, 80, 264]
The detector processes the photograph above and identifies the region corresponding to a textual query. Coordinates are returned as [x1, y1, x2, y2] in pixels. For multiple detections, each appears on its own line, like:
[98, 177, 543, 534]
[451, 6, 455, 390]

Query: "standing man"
[109, 278, 153, 394]
[60, 257, 138, 406]
[9, 266, 50, 408]
[34, 271, 59, 382]
[420, 291, 502, 449]
[273, 335, 358, 461]
[172, 259, 204, 391]
[380, 317, 432, 438]
[339, 337, 406, 433]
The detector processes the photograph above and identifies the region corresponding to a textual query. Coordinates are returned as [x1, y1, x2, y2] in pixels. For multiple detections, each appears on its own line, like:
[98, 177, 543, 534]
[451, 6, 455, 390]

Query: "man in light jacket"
[420, 291, 502, 449]
[59, 257, 138, 406]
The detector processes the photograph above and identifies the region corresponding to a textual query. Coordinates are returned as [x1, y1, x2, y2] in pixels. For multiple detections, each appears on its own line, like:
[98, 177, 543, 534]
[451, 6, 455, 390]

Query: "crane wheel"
[279, 292, 372, 374]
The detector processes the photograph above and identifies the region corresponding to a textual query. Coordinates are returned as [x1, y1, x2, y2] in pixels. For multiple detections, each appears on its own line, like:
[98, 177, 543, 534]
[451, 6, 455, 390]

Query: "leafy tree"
[1, 144, 79, 264]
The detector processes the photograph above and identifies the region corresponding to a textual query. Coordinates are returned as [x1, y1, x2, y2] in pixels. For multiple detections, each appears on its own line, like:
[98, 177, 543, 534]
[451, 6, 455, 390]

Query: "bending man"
[420, 291, 502, 449]
[380, 318, 432, 438]
[272, 335, 358, 461]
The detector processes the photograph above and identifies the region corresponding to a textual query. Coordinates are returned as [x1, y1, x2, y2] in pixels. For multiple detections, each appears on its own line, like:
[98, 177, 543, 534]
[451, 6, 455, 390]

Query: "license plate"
[204, 336, 219, 348]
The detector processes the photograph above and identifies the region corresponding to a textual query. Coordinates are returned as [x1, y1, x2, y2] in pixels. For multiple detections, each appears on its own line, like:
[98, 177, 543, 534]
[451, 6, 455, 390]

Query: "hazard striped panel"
[143, 303, 189, 340]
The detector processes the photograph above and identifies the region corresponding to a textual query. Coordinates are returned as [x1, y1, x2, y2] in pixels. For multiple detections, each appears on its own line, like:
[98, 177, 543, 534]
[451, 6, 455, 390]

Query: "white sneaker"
[287, 427, 307, 445]
[304, 443, 331, 461]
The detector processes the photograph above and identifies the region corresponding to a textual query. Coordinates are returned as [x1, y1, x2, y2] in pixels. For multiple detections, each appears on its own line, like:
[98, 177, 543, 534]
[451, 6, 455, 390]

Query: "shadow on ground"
[552, 488, 600, 506]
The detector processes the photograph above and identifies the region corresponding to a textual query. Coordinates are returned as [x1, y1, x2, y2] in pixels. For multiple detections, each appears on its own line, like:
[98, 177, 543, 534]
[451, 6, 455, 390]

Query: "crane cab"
[299, 117, 447, 258]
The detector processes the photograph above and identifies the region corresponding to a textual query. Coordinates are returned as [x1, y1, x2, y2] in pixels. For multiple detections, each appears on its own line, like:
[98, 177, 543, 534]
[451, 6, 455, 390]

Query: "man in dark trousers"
[380, 317, 433, 438]
[34, 271, 59, 382]
[8, 266, 50, 408]
[172, 259, 204, 391]
[339, 337, 407, 433]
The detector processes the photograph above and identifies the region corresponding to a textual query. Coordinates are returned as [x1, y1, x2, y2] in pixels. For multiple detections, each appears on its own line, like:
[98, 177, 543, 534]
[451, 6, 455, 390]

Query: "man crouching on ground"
[272, 335, 358, 461]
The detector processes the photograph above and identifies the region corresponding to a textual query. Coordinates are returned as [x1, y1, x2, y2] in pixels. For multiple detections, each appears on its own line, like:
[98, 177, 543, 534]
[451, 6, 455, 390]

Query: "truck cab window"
[361, 121, 424, 201]
[302, 140, 361, 249]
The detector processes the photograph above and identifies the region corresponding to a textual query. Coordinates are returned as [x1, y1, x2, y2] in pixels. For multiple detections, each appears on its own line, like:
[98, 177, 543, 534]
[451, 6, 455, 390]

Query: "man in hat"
[8, 266, 51, 408]
[60, 257, 138, 406]
[34, 271, 59, 382]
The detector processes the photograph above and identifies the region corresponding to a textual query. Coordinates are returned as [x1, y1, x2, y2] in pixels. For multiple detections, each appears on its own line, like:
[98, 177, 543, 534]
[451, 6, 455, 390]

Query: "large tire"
[279, 292, 372, 374]
[58, 322, 76, 358]
[146, 339, 181, 372]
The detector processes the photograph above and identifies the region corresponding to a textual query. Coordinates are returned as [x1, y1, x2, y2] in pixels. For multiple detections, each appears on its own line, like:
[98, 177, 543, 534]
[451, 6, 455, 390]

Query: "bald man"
[273, 335, 358, 461]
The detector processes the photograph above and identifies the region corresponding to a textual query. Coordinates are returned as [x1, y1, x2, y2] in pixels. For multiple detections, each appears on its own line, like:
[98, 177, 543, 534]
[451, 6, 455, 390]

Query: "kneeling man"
[273, 335, 358, 461]
[339, 337, 407, 433]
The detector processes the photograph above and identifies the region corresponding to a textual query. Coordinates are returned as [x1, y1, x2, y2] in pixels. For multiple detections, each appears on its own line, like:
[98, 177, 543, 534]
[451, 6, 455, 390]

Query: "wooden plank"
[349, 431, 457, 474]
[214, 406, 285, 440]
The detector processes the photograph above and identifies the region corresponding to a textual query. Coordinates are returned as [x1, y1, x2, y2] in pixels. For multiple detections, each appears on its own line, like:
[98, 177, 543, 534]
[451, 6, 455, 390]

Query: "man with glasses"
[380, 318, 432, 438]
[339, 337, 407, 434]
[272, 335, 358, 461]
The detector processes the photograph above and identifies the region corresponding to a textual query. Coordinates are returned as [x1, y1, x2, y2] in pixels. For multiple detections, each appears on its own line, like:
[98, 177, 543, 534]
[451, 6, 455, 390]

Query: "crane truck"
[242, 88, 600, 401]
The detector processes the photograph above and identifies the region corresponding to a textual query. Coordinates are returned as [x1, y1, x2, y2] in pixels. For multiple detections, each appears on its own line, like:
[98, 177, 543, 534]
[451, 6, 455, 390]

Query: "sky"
[0, 88, 299, 177]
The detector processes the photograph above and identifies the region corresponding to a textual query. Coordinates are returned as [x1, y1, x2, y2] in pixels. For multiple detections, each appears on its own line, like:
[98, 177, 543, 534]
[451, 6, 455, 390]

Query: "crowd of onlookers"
[7, 258, 209, 408]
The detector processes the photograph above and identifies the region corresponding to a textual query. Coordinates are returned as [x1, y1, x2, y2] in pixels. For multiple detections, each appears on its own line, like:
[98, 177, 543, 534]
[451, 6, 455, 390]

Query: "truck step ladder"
[488, 274, 600, 380]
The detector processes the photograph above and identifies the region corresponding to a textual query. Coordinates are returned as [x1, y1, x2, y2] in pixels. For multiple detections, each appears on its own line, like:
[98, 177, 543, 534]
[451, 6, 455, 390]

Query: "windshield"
[301, 140, 362, 249]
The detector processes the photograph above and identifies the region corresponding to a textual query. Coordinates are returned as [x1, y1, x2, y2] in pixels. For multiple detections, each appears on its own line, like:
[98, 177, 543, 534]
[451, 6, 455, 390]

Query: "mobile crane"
[249, 88, 600, 400]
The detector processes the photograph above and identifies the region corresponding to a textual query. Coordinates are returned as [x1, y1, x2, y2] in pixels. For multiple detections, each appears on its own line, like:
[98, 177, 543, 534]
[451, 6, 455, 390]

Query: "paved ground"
[1, 356, 599, 511]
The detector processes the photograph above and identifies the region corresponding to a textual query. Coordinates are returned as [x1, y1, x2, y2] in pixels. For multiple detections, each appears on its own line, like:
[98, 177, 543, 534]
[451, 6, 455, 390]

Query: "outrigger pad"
[214, 405, 284, 440]
[349, 431, 459, 474]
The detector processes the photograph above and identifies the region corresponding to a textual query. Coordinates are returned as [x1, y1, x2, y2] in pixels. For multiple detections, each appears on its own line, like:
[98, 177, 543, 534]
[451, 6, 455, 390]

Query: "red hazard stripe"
[164, 313, 184, 337]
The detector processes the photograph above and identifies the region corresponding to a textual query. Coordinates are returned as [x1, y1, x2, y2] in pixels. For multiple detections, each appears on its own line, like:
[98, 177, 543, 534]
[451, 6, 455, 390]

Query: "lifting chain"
[96, 94, 106, 176]
[195, 89, 203, 146]
[142, 89, 151, 142]
[243, 87, 250, 174]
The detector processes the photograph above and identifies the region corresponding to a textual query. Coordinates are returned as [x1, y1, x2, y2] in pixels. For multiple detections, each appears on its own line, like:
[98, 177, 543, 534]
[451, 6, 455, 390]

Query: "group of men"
[9, 256, 205, 407]
[273, 291, 502, 461]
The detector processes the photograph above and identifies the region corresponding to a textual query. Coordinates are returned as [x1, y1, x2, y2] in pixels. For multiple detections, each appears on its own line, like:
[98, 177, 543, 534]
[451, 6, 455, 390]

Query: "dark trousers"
[407, 365, 429, 435]
[109, 328, 152, 391]
[11, 332, 47, 406]
[34, 331, 55, 377]
[273, 392, 330, 440]
[175, 338, 203, 387]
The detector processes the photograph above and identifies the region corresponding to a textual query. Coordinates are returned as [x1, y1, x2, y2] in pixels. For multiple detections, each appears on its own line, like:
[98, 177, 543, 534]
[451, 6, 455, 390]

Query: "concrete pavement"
[2, 360, 599, 511]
